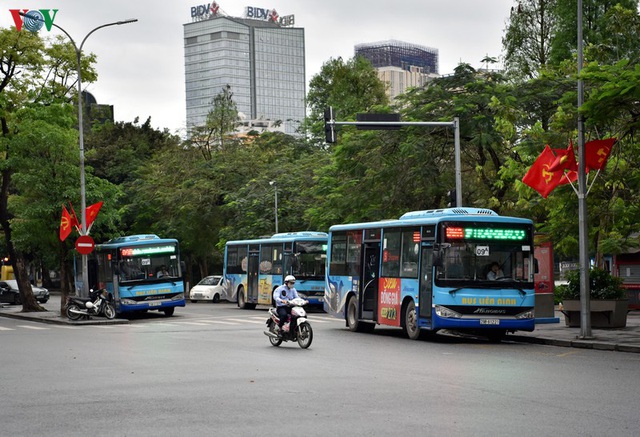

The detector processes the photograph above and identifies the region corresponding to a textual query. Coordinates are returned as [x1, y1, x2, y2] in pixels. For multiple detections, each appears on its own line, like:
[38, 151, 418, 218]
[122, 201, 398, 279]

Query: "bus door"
[361, 242, 380, 321]
[247, 245, 260, 302]
[419, 245, 433, 319]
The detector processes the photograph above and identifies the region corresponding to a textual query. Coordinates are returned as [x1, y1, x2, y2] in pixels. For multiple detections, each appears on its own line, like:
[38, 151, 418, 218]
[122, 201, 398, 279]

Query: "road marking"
[17, 325, 49, 330]
[179, 321, 211, 326]
[0, 326, 14, 331]
[226, 318, 266, 325]
[203, 320, 240, 325]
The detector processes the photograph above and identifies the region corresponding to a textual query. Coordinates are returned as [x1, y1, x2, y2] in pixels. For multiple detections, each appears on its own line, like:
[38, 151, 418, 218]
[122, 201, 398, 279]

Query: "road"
[1, 297, 639, 436]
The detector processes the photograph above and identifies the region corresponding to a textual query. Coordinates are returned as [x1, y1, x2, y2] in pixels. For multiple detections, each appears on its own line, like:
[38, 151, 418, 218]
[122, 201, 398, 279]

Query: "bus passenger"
[487, 262, 504, 280]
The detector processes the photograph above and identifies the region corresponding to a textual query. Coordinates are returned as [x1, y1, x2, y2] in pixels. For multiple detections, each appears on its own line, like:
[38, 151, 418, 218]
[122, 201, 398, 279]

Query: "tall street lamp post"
[21, 13, 137, 297]
[269, 181, 278, 234]
[576, 0, 592, 339]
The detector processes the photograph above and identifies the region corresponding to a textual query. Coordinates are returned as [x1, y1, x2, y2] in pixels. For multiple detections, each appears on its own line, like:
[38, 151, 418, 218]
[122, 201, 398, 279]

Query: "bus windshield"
[436, 240, 532, 285]
[291, 241, 327, 280]
[117, 244, 181, 283]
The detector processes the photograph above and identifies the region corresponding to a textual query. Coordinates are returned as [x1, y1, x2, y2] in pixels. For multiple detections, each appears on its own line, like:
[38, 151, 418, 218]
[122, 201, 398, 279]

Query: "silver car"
[0, 279, 50, 304]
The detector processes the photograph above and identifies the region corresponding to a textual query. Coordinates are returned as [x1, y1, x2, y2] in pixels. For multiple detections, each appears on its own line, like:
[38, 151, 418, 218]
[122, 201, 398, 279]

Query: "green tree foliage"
[503, 0, 557, 79]
[550, 0, 638, 65]
[306, 56, 389, 144]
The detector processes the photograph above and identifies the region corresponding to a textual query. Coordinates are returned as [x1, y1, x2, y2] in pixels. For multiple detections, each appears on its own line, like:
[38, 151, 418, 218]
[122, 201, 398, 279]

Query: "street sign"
[75, 235, 95, 255]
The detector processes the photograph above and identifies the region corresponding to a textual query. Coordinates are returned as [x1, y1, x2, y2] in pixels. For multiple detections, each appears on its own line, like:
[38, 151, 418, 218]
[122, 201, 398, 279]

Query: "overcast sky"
[2, 0, 515, 135]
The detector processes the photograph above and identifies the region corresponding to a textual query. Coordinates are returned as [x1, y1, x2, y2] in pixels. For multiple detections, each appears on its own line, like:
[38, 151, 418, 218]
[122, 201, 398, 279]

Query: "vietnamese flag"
[522, 145, 566, 198]
[60, 206, 76, 241]
[85, 201, 103, 229]
[584, 138, 616, 171]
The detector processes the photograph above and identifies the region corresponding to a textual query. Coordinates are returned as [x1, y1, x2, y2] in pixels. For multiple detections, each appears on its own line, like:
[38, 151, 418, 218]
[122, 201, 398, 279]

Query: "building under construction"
[355, 40, 438, 74]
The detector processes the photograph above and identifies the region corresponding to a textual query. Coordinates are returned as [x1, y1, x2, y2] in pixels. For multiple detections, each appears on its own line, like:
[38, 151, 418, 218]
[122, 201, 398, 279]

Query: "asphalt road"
[1, 300, 639, 436]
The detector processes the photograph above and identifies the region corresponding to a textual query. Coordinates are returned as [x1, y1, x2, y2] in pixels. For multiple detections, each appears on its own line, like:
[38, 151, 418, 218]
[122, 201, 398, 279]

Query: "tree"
[0, 27, 103, 312]
[306, 56, 389, 145]
[0, 29, 59, 311]
[503, 0, 557, 79]
[187, 84, 240, 159]
[550, 0, 639, 65]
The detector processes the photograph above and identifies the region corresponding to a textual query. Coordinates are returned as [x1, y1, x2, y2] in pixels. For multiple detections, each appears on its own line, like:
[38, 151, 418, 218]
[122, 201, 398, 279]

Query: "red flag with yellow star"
[85, 201, 103, 230]
[522, 145, 566, 198]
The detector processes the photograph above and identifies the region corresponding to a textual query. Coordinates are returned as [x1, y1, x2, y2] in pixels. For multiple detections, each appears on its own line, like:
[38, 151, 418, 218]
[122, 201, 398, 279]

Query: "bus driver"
[487, 262, 504, 280]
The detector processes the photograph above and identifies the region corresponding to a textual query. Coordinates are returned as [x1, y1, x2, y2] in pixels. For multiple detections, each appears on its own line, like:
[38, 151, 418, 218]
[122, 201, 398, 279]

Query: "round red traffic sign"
[75, 235, 95, 255]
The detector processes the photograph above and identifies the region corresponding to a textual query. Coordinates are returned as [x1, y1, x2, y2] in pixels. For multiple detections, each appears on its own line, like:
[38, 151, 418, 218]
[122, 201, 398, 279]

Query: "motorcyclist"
[273, 275, 300, 336]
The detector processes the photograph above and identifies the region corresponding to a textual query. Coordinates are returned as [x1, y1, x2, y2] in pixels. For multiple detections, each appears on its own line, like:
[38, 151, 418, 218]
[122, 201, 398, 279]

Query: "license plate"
[192, 293, 202, 298]
[480, 319, 500, 325]
[148, 301, 161, 307]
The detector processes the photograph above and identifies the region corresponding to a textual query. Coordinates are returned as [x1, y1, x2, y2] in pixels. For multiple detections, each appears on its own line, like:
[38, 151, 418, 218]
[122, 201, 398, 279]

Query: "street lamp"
[21, 13, 137, 297]
[269, 181, 278, 234]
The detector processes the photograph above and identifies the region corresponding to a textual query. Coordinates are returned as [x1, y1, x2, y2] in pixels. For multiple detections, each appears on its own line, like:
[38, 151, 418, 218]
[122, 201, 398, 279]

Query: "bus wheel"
[163, 307, 175, 317]
[347, 297, 360, 332]
[347, 297, 374, 333]
[404, 300, 421, 340]
[237, 286, 247, 309]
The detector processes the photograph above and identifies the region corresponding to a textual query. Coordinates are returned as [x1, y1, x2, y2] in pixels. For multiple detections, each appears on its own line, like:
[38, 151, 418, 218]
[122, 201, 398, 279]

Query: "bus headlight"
[121, 299, 136, 305]
[297, 292, 307, 299]
[171, 293, 184, 301]
[435, 305, 462, 319]
[515, 309, 535, 319]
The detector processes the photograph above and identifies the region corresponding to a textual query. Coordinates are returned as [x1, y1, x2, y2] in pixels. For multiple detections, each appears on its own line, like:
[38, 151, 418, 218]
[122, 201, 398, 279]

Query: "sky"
[1, 0, 516, 136]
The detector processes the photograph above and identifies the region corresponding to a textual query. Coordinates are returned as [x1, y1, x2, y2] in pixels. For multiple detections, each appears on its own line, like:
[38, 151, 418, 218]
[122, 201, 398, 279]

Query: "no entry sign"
[75, 235, 95, 255]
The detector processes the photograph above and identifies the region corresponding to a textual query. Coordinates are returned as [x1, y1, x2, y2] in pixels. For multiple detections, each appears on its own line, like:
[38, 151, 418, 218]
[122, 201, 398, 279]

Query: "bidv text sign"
[245, 7, 294, 26]
[9, 9, 58, 32]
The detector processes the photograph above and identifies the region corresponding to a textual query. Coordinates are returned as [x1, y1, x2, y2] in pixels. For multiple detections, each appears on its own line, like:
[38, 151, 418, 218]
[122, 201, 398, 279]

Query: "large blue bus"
[86, 234, 186, 316]
[324, 208, 536, 341]
[223, 232, 328, 308]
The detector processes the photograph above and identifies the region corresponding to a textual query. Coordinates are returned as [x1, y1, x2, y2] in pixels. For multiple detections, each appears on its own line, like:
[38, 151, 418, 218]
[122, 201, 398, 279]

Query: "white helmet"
[284, 275, 296, 284]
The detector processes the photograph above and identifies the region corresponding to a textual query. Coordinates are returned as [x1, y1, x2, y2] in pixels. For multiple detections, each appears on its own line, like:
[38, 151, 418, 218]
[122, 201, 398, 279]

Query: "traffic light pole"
[324, 115, 462, 207]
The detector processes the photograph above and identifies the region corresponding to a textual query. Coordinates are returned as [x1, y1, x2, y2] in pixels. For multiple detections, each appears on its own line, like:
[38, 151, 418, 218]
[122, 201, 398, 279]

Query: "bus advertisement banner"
[378, 278, 401, 326]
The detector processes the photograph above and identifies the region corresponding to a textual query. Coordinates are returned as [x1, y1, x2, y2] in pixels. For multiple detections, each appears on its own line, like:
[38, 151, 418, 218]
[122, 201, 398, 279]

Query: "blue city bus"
[86, 234, 186, 316]
[324, 208, 535, 341]
[223, 232, 328, 308]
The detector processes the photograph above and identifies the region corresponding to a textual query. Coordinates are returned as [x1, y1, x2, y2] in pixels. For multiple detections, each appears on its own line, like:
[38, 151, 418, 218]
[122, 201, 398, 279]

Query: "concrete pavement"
[2, 298, 639, 353]
[508, 308, 640, 353]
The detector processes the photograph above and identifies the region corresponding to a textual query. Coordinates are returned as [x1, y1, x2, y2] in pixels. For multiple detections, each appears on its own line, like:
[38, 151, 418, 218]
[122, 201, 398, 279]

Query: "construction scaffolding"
[355, 39, 439, 75]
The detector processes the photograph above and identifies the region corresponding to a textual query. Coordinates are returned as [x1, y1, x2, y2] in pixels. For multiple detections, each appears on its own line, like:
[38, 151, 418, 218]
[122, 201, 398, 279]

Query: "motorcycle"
[264, 297, 313, 349]
[66, 288, 116, 321]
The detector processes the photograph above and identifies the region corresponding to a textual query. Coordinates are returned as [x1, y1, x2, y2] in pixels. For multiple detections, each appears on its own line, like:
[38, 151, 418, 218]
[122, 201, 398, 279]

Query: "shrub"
[555, 267, 626, 301]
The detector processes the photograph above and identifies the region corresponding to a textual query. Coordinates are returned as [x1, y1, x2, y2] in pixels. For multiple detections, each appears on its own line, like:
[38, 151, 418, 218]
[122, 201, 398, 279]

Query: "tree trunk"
[13, 253, 44, 312]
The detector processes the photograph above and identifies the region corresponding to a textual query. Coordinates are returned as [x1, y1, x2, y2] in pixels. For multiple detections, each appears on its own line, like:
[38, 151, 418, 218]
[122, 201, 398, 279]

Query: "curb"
[0, 311, 129, 326]
[508, 333, 640, 353]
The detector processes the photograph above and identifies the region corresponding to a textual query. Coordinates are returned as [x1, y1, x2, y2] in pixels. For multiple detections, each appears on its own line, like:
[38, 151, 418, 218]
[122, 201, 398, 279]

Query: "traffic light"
[447, 189, 456, 207]
[324, 107, 336, 143]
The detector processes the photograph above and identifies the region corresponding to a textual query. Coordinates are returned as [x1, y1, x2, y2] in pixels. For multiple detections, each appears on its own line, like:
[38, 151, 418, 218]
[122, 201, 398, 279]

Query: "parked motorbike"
[66, 288, 116, 320]
[264, 297, 313, 348]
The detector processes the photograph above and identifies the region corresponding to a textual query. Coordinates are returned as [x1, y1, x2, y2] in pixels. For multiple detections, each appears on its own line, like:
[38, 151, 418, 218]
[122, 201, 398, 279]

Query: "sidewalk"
[508, 308, 640, 353]
[0, 297, 128, 326]
[2, 300, 639, 353]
